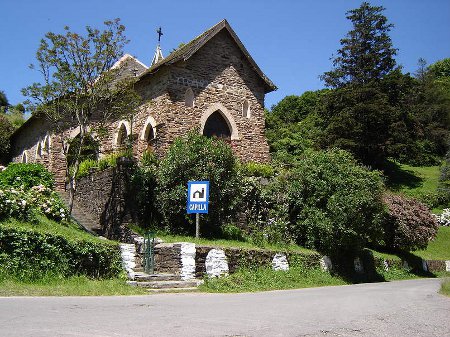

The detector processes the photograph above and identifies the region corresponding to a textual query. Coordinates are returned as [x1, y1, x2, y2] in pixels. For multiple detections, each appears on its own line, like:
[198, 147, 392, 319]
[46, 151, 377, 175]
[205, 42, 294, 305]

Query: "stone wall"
[73, 160, 135, 240]
[147, 242, 450, 279]
[150, 244, 322, 278]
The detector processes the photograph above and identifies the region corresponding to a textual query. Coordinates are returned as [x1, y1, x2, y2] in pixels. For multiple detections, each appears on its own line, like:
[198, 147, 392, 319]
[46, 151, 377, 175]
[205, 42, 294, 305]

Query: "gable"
[139, 19, 276, 93]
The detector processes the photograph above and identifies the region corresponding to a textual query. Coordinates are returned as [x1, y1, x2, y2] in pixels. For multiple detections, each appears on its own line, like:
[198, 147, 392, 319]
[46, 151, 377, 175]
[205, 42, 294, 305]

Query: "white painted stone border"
[272, 253, 289, 271]
[120, 243, 136, 280]
[179, 242, 196, 280]
[205, 249, 229, 278]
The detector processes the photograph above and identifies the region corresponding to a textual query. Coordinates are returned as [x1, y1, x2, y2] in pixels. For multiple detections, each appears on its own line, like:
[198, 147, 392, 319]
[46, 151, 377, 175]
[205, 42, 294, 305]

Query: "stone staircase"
[59, 192, 203, 292]
[128, 271, 203, 292]
[58, 191, 102, 235]
[122, 241, 203, 292]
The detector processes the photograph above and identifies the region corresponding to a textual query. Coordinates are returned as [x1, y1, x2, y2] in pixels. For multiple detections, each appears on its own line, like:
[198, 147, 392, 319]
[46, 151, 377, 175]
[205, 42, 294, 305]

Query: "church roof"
[141, 19, 277, 93]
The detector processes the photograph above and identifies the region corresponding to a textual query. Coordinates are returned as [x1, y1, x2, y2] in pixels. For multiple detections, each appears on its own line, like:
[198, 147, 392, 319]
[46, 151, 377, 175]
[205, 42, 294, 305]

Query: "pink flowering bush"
[382, 194, 439, 251]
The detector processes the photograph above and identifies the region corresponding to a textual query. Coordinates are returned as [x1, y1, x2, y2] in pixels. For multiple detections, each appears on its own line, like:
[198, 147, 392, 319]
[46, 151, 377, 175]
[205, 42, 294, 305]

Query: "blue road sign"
[187, 181, 210, 214]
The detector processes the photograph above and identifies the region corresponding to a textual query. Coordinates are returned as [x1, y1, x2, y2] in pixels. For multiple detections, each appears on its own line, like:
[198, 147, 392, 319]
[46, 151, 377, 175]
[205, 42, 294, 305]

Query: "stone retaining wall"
[73, 161, 135, 241]
[147, 242, 450, 279]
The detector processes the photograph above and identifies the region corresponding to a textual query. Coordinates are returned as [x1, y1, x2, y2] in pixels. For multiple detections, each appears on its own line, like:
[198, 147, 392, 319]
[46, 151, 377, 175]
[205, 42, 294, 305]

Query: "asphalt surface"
[0, 278, 449, 336]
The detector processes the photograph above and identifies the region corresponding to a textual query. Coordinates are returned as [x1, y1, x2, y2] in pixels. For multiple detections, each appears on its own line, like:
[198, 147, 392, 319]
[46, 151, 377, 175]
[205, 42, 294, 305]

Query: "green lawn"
[385, 161, 443, 212]
[199, 266, 348, 293]
[128, 224, 316, 255]
[1, 216, 104, 243]
[414, 227, 450, 260]
[0, 276, 147, 296]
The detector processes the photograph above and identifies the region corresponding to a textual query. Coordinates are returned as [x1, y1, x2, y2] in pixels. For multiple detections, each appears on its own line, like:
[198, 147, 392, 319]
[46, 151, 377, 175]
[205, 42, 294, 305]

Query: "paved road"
[0, 278, 449, 336]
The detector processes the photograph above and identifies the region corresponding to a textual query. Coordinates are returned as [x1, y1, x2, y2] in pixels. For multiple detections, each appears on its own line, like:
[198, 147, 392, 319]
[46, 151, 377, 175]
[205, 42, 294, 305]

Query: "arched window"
[140, 116, 157, 153]
[203, 110, 231, 140]
[185, 87, 195, 107]
[67, 134, 99, 167]
[21, 151, 28, 163]
[115, 121, 131, 147]
[43, 135, 50, 154]
[143, 123, 155, 142]
[242, 100, 250, 118]
[36, 142, 43, 159]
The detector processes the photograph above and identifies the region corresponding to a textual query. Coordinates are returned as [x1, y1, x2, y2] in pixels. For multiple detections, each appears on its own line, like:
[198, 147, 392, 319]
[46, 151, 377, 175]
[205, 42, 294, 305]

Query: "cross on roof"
[157, 27, 163, 44]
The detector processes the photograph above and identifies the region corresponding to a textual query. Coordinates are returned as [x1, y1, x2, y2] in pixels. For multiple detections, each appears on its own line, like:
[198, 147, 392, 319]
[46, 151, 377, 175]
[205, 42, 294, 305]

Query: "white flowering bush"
[0, 185, 67, 222]
[0, 188, 33, 220]
[435, 209, 450, 226]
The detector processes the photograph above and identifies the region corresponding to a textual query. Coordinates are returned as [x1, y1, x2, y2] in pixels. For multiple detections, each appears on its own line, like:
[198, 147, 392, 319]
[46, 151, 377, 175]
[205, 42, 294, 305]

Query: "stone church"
[10, 19, 276, 189]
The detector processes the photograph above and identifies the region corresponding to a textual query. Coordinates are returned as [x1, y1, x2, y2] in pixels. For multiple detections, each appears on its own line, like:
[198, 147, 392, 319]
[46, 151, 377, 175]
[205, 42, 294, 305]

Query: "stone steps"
[145, 287, 200, 293]
[134, 272, 180, 281]
[129, 271, 204, 291]
[132, 279, 203, 289]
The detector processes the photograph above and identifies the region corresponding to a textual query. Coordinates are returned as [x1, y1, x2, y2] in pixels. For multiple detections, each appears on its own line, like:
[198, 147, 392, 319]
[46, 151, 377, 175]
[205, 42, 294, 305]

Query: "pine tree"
[321, 2, 397, 87]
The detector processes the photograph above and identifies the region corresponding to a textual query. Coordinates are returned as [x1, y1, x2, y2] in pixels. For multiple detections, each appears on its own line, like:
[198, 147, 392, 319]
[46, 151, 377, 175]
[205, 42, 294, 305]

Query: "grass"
[128, 224, 316, 255]
[440, 278, 450, 297]
[370, 250, 402, 261]
[0, 216, 143, 296]
[414, 226, 450, 260]
[158, 233, 316, 254]
[384, 160, 443, 211]
[0, 216, 107, 243]
[0, 276, 147, 296]
[199, 267, 348, 293]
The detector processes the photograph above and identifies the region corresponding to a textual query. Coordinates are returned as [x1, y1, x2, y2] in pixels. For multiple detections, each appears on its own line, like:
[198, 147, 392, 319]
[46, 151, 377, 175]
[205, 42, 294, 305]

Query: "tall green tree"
[0, 115, 14, 164]
[265, 90, 327, 162]
[321, 2, 397, 87]
[0, 91, 8, 112]
[317, 2, 401, 166]
[320, 82, 396, 166]
[22, 19, 141, 214]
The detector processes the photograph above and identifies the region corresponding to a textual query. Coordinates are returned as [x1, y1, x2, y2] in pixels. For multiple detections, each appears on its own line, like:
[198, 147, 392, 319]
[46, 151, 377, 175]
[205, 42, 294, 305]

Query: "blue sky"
[1, 0, 449, 110]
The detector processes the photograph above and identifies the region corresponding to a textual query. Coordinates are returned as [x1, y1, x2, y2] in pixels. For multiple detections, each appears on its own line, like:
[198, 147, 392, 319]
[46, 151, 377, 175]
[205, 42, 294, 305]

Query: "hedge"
[0, 223, 123, 281]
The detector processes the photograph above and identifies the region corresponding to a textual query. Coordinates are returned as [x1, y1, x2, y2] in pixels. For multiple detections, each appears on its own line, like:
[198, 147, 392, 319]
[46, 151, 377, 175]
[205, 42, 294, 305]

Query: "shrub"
[437, 150, 450, 206]
[76, 159, 98, 178]
[286, 149, 385, 255]
[130, 151, 160, 228]
[0, 221, 122, 280]
[0, 115, 14, 163]
[0, 185, 67, 222]
[239, 162, 275, 178]
[236, 174, 292, 246]
[435, 208, 450, 226]
[0, 163, 54, 189]
[76, 150, 134, 178]
[382, 194, 439, 251]
[156, 131, 240, 236]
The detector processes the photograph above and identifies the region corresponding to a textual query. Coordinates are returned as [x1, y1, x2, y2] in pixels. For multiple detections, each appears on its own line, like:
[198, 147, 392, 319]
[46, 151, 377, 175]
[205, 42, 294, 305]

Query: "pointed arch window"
[203, 110, 232, 140]
[242, 100, 250, 119]
[21, 151, 28, 163]
[36, 142, 43, 159]
[143, 123, 155, 142]
[185, 87, 195, 107]
[43, 135, 50, 154]
[115, 121, 131, 147]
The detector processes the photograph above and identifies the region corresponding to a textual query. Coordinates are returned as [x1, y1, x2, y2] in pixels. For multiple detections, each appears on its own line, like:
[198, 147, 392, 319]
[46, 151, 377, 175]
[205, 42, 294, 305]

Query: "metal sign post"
[195, 213, 200, 238]
[187, 181, 210, 238]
